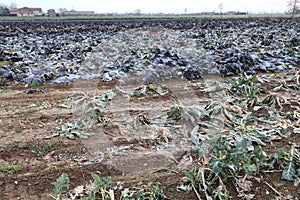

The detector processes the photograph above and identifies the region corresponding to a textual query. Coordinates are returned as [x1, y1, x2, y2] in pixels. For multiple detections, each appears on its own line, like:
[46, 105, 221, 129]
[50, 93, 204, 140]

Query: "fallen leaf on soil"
[70, 185, 85, 200]
[237, 178, 253, 192]
[270, 135, 282, 141]
[43, 151, 55, 161]
[85, 181, 96, 194]
[202, 155, 209, 166]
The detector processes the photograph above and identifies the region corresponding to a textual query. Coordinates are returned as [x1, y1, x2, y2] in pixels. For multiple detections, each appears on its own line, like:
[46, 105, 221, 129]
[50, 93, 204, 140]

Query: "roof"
[17, 7, 43, 16]
[30, 8, 43, 12]
[17, 7, 43, 12]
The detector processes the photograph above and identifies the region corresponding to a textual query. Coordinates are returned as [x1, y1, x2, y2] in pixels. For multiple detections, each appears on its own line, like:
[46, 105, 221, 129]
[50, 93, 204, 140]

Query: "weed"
[121, 188, 135, 200]
[51, 173, 114, 200]
[21, 108, 38, 115]
[184, 167, 228, 200]
[0, 77, 8, 87]
[50, 173, 70, 200]
[209, 136, 268, 179]
[15, 127, 24, 133]
[40, 101, 52, 109]
[0, 61, 9, 67]
[0, 163, 22, 176]
[28, 140, 59, 156]
[261, 94, 284, 109]
[56, 97, 72, 108]
[225, 74, 261, 106]
[28, 80, 41, 89]
[87, 173, 114, 200]
[50, 172, 169, 200]
[270, 146, 300, 181]
[45, 164, 58, 171]
[4, 106, 18, 112]
[136, 182, 169, 200]
[226, 74, 261, 97]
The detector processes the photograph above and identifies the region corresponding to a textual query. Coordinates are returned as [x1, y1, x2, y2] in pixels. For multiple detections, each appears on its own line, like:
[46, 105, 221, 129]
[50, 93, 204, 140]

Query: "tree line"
[0, 3, 17, 16]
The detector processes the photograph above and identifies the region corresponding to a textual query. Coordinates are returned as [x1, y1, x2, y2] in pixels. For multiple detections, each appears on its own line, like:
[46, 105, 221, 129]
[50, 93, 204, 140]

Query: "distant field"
[0, 13, 299, 21]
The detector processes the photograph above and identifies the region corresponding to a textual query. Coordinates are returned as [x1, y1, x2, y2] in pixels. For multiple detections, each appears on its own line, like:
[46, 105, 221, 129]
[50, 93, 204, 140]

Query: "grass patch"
[0, 163, 22, 176]
[0, 14, 299, 21]
[0, 78, 8, 87]
[0, 61, 9, 67]
[45, 164, 58, 171]
[28, 140, 59, 156]
[14, 127, 24, 133]
[28, 80, 41, 89]
[20, 109, 38, 115]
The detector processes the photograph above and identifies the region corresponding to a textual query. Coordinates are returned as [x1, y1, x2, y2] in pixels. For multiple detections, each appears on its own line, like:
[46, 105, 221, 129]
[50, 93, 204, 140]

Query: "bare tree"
[218, 3, 223, 17]
[133, 9, 141, 16]
[287, 0, 300, 17]
[8, 2, 17, 10]
[57, 8, 67, 16]
[0, 4, 9, 16]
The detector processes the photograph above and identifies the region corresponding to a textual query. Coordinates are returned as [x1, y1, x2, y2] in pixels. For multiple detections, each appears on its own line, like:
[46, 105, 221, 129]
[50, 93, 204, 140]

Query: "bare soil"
[0, 73, 299, 200]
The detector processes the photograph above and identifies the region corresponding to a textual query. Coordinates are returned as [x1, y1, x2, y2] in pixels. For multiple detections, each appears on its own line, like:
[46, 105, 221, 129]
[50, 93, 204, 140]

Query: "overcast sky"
[1, 0, 289, 14]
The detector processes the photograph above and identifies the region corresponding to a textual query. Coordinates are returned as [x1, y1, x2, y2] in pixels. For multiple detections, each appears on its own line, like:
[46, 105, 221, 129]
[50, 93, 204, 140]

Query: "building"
[47, 9, 56, 17]
[224, 11, 248, 15]
[17, 7, 43, 17]
[9, 10, 17, 16]
[225, 11, 237, 15]
[237, 11, 248, 15]
[61, 11, 95, 16]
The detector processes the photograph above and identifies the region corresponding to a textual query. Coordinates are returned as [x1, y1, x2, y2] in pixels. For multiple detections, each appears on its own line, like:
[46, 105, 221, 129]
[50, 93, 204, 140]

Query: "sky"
[1, 0, 289, 14]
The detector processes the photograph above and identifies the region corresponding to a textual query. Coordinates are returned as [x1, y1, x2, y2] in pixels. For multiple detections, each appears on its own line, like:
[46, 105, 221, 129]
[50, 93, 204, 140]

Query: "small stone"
[273, 181, 284, 187]
[293, 128, 300, 134]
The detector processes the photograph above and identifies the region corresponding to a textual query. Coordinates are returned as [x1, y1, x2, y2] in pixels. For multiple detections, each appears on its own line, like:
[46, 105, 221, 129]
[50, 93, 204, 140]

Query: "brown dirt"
[0, 73, 299, 200]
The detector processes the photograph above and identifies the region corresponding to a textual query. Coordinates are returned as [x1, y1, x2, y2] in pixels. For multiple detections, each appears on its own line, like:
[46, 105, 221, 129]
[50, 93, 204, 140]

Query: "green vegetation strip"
[0, 14, 299, 21]
[51, 173, 169, 200]
[0, 163, 22, 176]
[0, 61, 9, 67]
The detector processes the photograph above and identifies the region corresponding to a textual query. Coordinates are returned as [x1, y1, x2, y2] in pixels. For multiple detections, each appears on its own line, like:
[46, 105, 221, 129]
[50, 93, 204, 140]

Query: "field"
[0, 17, 299, 199]
[0, 13, 300, 21]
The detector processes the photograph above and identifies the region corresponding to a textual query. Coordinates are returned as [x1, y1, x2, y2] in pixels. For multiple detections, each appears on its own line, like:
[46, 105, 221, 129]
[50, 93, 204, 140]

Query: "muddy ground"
[0, 70, 299, 200]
